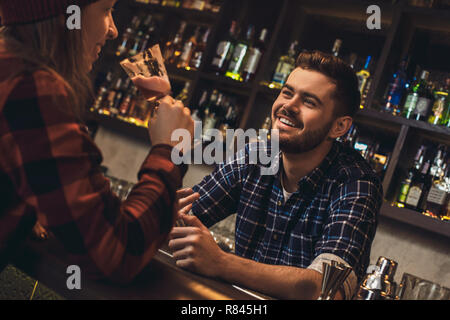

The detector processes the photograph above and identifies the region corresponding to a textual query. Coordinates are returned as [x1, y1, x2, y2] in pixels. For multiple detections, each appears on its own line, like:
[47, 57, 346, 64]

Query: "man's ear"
[328, 116, 353, 140]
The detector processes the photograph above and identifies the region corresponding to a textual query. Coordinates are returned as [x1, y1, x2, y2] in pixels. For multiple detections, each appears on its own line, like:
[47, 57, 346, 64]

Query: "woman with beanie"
[0, 0, 194, 283]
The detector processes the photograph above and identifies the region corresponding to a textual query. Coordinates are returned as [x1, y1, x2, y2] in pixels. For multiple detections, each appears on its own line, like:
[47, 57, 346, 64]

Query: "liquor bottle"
[412, 72, 434, 121]
[271, 40, 298, 88]
[258, 116, 272, 140]
[331, 38, 343, 57]
[404, 159, 432, 211]
[202, 89, 219, 141]
[191, 0, 206, 10]
[225, 25, 255, 81]
[116, 28, 133, 57]
[190, 27, 210, 70]
[428, 81, 449, 125]
[356, 55, 372, 108]
[118, 86, 138, 119]
[383, 59, 408, 116]
[163, 21, 187, 64]
[397, 145, 428, 205]
[175, 81, 191, 104]
[92, 71, 113, 112]
[128, 31, 143, 57]
[241, 28, 268, 83]
[402, 71, 426, 119]
[424, 157, 448, 218]
[347, 53, 358, 69]
[439, 168, 450, 221]
[177, 26, 200, 69]
[211, 21, 237, 75]
[218, 103, 238, 140]
[161, 0, 181, 7]
[104, 77, 123, 117]
[192, 89, 209, 123]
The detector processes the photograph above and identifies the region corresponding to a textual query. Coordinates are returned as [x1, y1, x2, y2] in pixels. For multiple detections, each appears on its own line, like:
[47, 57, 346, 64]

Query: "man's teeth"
[279, 117, 296, 127]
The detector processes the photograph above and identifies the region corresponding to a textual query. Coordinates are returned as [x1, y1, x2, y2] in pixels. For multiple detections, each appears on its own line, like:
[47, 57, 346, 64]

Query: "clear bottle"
[383, 59, 408, 116]
[164, 21, 187, 64]
[412, 72, 434, 121]
[190, 27, 211, 70]
[424, 150, 448, 218]
[405, 159, 432, 211]
[242, 28, 268, 82]
[402, 71, 426, 119]
[397, 145, 426, 205]
[428, 80, 449, 125]
[116, 28, 133, 57]
[271, 40, 298, 88]
[331, 38, 343, 57]
[177, 26, 200, 69]
[202, 90, 219, 141]
[356, 55, 373, 108]
[175, 81, 191, 104]
[211, 21, 238, 75]
[225, 25, 255, 81]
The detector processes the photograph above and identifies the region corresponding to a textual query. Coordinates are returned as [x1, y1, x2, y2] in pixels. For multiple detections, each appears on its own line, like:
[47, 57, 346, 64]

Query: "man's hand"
[175, 188, 200, 219]
[148, 96, 194, 148]
[168, 215, 226, 278]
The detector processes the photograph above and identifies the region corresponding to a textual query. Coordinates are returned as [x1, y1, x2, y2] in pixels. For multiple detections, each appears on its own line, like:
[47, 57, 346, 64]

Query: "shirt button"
[277, 200, 282, 206]
[273, 234, 278, 241]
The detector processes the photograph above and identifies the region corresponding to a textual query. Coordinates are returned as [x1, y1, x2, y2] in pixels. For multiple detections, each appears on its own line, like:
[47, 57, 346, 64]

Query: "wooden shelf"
[130, 1, 220, 23]
[198, 72, 253, 96]
[355, 108, 450, 137]
[87, 111, 149, 143]
[380, 202, 450, 238]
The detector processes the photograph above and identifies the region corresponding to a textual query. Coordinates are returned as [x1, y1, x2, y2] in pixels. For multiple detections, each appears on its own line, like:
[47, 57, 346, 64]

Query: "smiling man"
[170, 51, 384, 300]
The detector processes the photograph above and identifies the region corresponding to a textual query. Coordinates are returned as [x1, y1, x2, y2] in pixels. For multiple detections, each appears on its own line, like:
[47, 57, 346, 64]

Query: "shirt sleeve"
[191, 145, 250, 228]
[307, 253, 358, 300]
[314, 176, 383, 281]
[1, 71, 187, 283]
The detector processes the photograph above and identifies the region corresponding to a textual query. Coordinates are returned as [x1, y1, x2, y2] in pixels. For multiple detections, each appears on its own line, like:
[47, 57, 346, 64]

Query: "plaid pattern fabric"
[0, 51, 187, 282]
[192, 140, 383, 281]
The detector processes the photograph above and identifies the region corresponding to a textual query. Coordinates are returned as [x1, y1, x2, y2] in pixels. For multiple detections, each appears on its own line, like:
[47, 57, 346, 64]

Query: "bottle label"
[243, 48, 262, 74]
[228, 44, 248, 73]
[431, 99, 445, 118]
[403, 93, 419, 112]
[426, 185, 446, 206]
[405, 186, 422, 207]
[179, 42, 193, 64]
[273, 62, 293, 84]
[398, 183, 411, 203]
[212, 41, 232, 68]
[414, 97, 432, 116]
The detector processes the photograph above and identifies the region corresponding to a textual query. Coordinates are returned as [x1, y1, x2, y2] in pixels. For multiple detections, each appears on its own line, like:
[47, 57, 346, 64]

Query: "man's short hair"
[295, 50, 361, 118]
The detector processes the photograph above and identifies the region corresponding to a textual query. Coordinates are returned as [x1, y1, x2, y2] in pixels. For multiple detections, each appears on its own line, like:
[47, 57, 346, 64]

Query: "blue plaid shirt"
[191, 140, 383, 281]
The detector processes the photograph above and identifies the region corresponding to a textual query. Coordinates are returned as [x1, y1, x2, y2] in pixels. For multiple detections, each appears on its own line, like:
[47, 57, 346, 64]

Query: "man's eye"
[282, 90, 293, 97]
[304, 98, 316, 107]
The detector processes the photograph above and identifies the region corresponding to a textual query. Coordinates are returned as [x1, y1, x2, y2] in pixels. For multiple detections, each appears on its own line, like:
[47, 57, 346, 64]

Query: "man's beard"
[277, 120, 334, 154]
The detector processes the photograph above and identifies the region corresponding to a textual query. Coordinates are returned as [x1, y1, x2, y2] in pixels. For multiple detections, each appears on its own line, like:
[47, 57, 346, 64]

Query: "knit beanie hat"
[0, 0, 99, 26]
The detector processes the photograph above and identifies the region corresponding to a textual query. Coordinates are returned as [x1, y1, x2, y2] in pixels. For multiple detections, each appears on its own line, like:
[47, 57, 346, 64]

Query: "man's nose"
[282, 99, 300, 115]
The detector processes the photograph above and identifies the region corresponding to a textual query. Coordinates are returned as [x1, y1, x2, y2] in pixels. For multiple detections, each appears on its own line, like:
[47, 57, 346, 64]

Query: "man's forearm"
[216, 252, 324, 300]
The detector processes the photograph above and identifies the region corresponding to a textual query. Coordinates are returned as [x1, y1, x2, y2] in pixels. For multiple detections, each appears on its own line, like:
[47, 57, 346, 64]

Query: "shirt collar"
[279, 140, 341, 196]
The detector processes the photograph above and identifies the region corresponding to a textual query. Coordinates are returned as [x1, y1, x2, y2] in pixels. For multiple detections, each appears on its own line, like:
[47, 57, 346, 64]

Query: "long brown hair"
[0, 13, 93, 120]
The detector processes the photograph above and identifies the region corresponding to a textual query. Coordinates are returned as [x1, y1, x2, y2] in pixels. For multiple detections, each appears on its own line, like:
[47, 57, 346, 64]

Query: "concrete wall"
[94, 126, 450, 289]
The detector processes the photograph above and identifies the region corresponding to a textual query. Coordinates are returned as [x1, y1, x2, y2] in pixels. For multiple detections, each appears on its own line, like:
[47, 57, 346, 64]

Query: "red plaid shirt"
[0, 46, 187, 283]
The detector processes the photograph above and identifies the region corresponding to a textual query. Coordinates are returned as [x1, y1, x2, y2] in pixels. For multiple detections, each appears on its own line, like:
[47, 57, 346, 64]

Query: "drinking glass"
[399, 273, 450, 300]
[120, 44, 171, 103]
